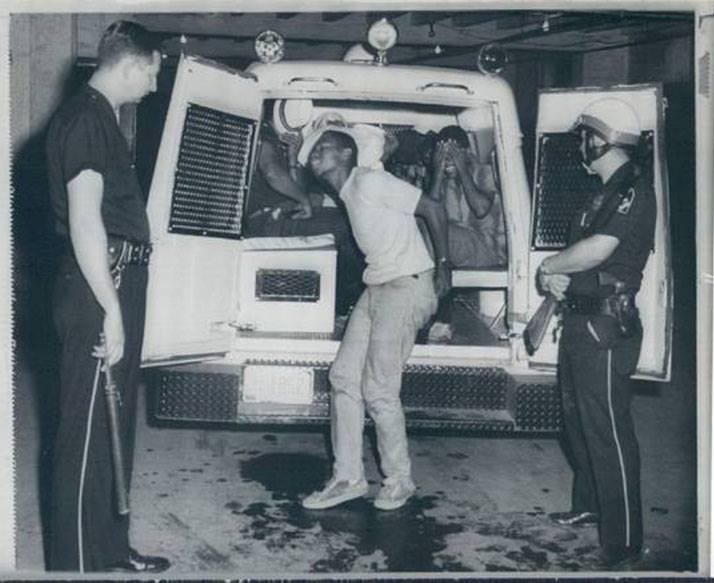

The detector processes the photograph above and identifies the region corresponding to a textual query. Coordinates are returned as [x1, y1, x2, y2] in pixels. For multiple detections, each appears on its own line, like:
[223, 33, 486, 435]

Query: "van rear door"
[526, 84, 673, 381]
[141, 55, 263, 366]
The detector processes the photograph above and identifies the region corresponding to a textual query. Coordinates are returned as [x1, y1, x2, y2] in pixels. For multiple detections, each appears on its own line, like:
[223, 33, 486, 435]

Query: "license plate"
[241, 365, 314, 405]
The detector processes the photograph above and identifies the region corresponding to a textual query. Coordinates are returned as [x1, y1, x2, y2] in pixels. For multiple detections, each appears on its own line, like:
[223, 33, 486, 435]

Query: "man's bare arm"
[259, 139, 312, 218]
[67, 169, 124, 365]
[415, 194, 451, 297]
[451, 145, 494, 218]
[541, 233, 620, 275]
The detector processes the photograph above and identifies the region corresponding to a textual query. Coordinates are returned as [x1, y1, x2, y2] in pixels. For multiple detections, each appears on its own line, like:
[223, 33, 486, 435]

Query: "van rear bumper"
[148, 360, 561, 433]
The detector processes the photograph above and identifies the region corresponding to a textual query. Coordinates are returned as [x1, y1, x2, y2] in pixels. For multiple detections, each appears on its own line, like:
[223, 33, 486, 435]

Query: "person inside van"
[426, 125, 507, 343]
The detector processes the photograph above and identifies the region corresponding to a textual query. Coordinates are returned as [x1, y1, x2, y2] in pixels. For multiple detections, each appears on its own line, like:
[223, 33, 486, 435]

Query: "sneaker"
[302, 477, 368, 510]
[374, 477, 416, 511]
[427, 321, 453, 344]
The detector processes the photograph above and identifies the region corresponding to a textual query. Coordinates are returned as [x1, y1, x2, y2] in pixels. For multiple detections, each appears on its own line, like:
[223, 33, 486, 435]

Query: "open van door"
[141, 55, 263, 366]
[527, 84, 673, 381]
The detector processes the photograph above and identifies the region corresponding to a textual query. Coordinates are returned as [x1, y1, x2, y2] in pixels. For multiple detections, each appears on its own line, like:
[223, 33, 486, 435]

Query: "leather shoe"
[599, 546, 644, 570]
[549, 510, 599, 526]
[107, 547, 171, 573]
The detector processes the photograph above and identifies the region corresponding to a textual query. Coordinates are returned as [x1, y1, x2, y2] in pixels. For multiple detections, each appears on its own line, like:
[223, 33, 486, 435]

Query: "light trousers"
[328, 270, 438, 482]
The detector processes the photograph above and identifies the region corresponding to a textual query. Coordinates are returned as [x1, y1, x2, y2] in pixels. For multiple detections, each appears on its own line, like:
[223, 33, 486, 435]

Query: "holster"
[607, 292, 641, 338]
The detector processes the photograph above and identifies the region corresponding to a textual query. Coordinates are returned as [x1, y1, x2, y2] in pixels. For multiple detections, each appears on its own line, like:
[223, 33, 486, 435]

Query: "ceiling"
[132, 10, 693, 66]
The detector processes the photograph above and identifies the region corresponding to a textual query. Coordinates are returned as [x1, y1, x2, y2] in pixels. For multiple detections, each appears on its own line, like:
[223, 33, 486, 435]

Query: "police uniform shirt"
[568, 161, 656, 296]
[46, 85, 150, 244]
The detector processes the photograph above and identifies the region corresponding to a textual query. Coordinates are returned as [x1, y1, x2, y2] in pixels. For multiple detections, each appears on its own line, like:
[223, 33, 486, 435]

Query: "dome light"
[255, 30, 285, 64]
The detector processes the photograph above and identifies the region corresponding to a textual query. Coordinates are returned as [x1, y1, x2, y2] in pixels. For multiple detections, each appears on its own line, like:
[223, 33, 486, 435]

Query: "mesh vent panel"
[168, 103, 256, 239]
[255, 269, 321, 302]
[531, 133, 600, 250]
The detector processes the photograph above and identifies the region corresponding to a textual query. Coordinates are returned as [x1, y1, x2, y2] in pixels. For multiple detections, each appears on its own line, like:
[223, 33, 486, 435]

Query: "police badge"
[617, 186, 637, 215]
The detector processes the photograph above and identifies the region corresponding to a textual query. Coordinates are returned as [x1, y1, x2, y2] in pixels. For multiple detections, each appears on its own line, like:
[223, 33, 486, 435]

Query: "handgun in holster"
[599, 272, 641, 338]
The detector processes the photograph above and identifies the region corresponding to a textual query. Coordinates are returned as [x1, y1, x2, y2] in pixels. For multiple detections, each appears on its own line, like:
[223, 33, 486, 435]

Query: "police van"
[141, 21, 672, 432]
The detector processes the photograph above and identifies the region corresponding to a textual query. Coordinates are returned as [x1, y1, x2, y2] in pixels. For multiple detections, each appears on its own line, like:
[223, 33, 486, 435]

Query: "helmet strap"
[583, 130, 611, 166]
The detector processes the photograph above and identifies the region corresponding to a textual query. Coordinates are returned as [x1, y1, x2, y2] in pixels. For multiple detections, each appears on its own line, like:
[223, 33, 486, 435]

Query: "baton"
[102, 356, 130, 516]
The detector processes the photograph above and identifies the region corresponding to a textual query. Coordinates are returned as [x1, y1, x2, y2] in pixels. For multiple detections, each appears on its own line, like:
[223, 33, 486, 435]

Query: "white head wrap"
[297, 112, 385, 169]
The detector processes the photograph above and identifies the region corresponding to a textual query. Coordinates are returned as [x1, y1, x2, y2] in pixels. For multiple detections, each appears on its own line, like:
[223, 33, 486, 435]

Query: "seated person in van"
[384, 128, 435, 191]
[245, 121, 365, 316]
[429, 125, 507, 269]
[427, 125, 507, 342]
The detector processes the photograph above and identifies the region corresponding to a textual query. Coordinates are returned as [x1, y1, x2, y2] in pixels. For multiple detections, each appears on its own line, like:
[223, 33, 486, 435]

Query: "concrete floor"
[12, 209, 700, 576]
[13, 323, 699, 576]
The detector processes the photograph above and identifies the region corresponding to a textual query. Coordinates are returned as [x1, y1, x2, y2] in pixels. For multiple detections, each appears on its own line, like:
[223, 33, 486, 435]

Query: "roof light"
[367, 18, 398, 65]
[255, 30, 285, 64]
[477, 43, 507, 76]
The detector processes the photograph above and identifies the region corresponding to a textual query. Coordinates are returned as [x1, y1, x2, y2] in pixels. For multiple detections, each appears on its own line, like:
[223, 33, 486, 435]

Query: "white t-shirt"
[339, 167, 434, 285]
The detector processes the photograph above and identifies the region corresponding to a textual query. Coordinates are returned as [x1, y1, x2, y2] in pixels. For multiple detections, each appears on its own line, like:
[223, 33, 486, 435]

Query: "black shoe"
[599, 546, 645, 570]
[107, 547, 171, 573]
[549, 510, 599, 526]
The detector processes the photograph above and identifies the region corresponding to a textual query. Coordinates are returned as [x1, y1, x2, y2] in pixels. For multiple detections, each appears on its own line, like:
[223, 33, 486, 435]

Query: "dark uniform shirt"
[46, 85, 150, 243]
[568, 161, 656, 296]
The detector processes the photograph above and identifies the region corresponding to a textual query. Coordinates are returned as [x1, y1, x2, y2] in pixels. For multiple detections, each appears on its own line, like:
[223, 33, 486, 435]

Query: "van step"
[149, 361, 560, 432]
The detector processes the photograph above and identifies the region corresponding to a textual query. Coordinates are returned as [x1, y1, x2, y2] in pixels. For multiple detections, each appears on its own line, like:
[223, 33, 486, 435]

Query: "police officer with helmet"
[538, 98, 656, 569]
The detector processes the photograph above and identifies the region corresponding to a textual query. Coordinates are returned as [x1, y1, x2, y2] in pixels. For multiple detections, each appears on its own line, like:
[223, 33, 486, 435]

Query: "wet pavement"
[13, 348, 698, 577]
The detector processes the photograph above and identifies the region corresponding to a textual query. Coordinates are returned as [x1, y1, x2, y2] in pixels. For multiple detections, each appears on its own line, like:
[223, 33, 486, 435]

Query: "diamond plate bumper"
[148, 361, 561, 433]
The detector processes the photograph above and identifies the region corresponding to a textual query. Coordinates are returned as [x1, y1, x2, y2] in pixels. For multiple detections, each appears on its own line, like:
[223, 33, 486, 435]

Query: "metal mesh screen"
[153, 370, 239, 422]
[168, 103, 257, 239]
[531, 133, 600, 250]
[255, 269, 321, 302]
[402, 365, 509, 410]
[515, 382, 561, 432]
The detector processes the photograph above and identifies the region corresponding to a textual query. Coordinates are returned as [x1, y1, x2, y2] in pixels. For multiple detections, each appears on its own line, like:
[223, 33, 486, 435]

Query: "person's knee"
[363, 381, 402, 413]
[329, 363, 359, 396]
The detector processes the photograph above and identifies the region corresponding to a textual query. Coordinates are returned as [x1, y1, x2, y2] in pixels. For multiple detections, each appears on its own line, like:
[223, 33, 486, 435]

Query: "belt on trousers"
[563, 294, 635, 317]
[107, 235, 152, 268]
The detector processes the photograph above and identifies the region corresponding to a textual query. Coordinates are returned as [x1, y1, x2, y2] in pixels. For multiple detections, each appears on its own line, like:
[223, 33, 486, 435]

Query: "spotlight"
[477, 43, 507, 75]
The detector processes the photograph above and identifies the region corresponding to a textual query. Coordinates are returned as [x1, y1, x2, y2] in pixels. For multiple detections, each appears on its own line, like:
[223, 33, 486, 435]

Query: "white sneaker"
[302, 477, 368, 510]
[374, 477, 416, 511]
[427, 321, 453, 344]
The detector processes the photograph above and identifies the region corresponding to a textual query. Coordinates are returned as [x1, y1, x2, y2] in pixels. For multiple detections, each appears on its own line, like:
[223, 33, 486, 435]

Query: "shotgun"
[523, 295, 559, 356]
[103, 360, 130, 515]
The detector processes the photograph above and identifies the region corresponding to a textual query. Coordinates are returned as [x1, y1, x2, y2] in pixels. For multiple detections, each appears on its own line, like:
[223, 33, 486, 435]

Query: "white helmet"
[572, 98, 642, 148]
[272, 99, 314, 139]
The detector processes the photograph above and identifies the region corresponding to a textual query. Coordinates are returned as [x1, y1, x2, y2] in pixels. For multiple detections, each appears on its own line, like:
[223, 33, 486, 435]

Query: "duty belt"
[563, 294, 635, 317]
[108, 236, 152, 268]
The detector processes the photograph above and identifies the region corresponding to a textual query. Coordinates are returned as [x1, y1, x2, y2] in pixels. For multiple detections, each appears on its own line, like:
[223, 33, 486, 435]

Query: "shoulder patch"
[617, 187, 636, 215]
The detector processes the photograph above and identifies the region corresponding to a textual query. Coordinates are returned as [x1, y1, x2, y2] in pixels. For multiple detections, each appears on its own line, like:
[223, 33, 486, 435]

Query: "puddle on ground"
[231, 452, 696, 574]
[238, 452, 468, 572]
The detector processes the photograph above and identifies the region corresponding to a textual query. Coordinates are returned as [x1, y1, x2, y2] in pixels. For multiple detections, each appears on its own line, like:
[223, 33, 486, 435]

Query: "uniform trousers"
[328, 270, 437, 483]
[49, 256, 147, 571]
[559, 312, 643, 553]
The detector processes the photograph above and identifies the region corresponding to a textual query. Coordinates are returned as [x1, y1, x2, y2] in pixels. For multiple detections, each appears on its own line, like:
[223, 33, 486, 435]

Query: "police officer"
[538, 98, 656, 568]
[46, 21, 169, 572]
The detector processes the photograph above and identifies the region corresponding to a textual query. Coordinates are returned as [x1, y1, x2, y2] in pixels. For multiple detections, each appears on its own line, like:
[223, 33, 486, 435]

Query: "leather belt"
[563, 295, 616, 316]
[108, 235, 152, 268]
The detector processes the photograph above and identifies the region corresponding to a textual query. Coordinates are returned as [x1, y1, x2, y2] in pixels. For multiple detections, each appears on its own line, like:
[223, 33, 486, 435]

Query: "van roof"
[246, 59, 515, 105]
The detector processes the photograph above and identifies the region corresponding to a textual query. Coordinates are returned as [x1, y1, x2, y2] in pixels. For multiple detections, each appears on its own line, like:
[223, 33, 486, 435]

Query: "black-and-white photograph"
[4, 1, 713, 577]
